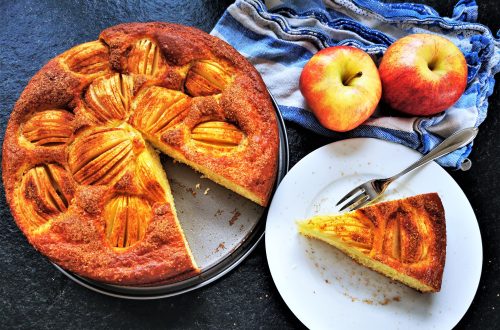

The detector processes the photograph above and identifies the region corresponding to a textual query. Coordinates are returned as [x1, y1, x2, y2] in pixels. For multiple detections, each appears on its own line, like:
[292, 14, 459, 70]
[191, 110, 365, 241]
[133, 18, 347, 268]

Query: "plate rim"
[265, 137, 483, 329]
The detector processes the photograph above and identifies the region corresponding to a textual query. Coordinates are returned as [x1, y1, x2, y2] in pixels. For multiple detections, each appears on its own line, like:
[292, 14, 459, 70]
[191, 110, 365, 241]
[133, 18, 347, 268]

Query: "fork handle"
[388, 127, 479, 182]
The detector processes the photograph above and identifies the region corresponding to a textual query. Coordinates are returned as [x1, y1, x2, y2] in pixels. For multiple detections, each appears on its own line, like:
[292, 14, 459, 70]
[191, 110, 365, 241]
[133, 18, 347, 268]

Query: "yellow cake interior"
[296, 193, 446, 293]
[143, 133, 264, 206]
[297, 216, 433, 292]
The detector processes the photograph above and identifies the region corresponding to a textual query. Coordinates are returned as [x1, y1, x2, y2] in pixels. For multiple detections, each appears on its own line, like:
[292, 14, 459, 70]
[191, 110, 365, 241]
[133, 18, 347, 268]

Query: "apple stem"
[343, 71, 363, 86]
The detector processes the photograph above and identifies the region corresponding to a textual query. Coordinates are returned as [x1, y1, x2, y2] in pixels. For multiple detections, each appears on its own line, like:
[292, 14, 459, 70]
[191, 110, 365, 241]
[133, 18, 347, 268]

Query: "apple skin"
[379, 33, 467, 116]
[299, 46, 382, 132]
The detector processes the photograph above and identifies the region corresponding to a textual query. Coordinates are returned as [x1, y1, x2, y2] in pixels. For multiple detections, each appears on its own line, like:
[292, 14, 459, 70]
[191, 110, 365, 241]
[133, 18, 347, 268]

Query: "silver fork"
[336, 127, 479, 212]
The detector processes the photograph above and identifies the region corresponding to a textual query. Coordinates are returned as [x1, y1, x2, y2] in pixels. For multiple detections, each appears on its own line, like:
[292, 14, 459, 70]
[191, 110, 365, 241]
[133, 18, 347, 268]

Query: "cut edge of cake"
[143, 142, 199, 273]
[296, 193, 446, 293]
[146, 134, 269, 207]
[297, 222, 436, 292]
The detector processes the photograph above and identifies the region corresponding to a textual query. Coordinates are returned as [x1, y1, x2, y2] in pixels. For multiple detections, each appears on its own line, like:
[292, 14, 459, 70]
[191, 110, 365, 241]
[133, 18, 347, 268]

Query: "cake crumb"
[229, 209, 241, 226]
[215, 242, 226, 252]
[204, 188, 210, 195]
[380, 297, 391, 305]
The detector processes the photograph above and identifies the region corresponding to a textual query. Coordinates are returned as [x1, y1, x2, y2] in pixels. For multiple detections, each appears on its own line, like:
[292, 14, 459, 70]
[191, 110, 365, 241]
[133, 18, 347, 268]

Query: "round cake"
[2, 22, 278, 285]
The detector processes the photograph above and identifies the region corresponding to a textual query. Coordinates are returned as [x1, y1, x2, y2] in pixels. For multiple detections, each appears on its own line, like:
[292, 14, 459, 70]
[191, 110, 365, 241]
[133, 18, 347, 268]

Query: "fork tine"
[338, 193, 369, 212]
[336, 186, 365, 206]
[348, 196, 371, 212]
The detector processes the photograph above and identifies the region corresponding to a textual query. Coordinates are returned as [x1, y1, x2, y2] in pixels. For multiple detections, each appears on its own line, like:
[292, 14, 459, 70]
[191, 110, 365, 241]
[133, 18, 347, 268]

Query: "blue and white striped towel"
[211, 0, 500, 168]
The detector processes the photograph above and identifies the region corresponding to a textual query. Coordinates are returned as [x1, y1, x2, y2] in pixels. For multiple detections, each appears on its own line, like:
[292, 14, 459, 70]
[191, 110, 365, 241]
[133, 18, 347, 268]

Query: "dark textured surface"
[0, 0, 498, 329]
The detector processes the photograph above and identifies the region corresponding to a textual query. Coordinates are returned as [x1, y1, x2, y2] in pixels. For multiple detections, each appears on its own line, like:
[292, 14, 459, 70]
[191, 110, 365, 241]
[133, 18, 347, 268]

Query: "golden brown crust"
[298, 193, 446, 292]
[102, 23, 278, 206]
[33, 203, 198, 285]
[356, 193, 446, 291]
[2, 23, 278, 285]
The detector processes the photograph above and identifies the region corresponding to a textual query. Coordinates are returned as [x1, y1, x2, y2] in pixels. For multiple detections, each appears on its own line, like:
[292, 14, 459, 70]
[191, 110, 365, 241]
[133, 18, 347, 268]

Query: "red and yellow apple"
[299, 46, 382, 132]
[379, 33, 467, 116]
[300, 46, 382, 132]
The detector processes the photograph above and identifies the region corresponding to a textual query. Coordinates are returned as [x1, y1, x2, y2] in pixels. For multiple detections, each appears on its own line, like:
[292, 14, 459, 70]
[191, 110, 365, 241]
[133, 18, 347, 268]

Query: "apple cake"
[297, 193, 446, 292]
[2, 23, 278, 285]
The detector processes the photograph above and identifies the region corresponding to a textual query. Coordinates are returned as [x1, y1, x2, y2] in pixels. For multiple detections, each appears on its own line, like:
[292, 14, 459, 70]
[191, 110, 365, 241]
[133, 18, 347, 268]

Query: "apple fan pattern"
[212, 0, 500, 168]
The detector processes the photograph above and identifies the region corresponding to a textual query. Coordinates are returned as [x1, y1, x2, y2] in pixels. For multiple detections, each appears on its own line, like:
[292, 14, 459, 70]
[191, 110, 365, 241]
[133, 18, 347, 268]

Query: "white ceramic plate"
[266, 138, 482, 330]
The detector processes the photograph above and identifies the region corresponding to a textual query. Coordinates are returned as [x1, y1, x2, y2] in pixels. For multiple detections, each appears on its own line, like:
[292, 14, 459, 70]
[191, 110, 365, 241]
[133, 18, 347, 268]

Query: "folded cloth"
[211, 0, 500, 168]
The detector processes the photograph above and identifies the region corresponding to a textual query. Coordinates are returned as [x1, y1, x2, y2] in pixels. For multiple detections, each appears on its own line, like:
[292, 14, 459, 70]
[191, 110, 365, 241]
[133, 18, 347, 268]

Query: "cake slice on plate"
[297, 193, 446, 292]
